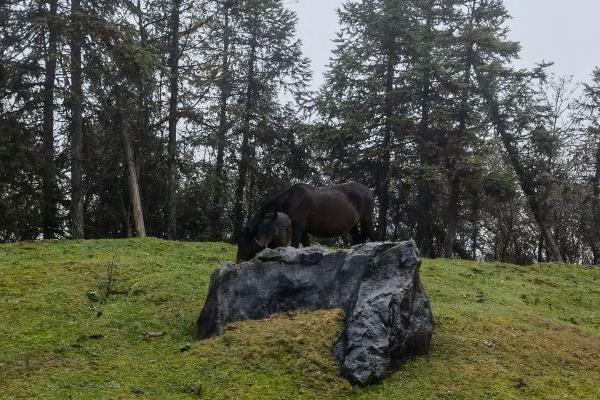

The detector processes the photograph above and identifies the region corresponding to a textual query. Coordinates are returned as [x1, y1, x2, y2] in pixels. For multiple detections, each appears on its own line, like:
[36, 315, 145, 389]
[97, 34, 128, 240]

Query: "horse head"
[236, 212, 288, 263]
[236, 225, 264, 264]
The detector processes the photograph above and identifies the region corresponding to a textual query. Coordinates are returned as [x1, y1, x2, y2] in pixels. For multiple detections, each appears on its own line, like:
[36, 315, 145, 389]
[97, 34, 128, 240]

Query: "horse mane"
[247, 184, 292, 231]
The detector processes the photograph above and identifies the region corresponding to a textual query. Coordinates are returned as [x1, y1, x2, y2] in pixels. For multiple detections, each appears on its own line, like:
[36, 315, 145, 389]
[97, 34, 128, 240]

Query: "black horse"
[236, 182, 375, 263]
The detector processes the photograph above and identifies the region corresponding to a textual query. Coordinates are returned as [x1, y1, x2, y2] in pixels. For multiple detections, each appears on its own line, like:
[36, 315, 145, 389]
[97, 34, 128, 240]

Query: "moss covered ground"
[0, 238, 598, 399]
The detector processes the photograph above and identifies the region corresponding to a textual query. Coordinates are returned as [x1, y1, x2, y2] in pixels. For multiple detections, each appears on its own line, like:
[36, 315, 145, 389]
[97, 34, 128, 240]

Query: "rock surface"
[194, 241, 433, 386]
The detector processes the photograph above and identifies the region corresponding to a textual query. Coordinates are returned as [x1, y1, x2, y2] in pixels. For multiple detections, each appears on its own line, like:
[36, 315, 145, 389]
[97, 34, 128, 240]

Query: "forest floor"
[0, 238, 598, 399]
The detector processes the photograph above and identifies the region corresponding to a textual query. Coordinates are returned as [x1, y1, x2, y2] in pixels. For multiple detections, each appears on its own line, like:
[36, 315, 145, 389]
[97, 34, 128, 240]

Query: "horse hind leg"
[360, 211, 375, 242]
[350, 226, 362, 245]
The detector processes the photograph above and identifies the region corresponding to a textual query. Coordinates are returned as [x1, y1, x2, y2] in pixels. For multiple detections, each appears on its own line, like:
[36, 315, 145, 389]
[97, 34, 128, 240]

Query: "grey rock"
[193, 241, 433, 386]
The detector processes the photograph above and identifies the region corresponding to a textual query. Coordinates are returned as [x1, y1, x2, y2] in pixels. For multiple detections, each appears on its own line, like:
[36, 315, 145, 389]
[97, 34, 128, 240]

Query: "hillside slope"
[0, 239, 598, 399]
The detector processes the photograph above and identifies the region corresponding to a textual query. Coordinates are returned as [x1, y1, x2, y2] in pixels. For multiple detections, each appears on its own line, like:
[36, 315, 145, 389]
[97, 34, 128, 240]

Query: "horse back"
[261, 182, 373, 223]
[329, 182, 374, 214]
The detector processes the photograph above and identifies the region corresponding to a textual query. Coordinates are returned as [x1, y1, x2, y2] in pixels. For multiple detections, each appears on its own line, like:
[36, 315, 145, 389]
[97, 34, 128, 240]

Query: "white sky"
[287, 0, 600, 89]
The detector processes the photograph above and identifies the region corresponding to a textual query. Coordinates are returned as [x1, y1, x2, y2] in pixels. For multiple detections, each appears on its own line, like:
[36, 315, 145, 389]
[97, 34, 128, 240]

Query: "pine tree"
[230, 0, 310, 240]
[318, 0, 413, 240]
[1, 0, 65, 241]
[166, 0, 181, 239]
[208, 0, 235, 240]
[579, 68, 600, 263]
[41, 0, 61, 239]
[70, 0, 85, 239]
[438, 0, 520, 258]
[477, 68, 565, 262]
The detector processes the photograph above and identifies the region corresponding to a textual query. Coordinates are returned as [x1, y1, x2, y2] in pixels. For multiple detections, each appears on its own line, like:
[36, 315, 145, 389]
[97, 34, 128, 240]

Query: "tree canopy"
[0, 0, 598, 264]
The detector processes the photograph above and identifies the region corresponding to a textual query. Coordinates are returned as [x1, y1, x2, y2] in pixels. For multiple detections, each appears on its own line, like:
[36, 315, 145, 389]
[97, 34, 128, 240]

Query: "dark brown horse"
[236, 212, 292, 263]
[236, 182, 374, 263]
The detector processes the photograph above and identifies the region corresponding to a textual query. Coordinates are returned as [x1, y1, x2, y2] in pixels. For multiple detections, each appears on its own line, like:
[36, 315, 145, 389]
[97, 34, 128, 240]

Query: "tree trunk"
[442, 6, 475, 258]
[135, 0, 153, 221]
[415, 0, 435, 257]
[41, 0, 60, 239]
[210, 1, 232, 240]
[442, 176, 460, 258]
[537, 231, 544, 263]
[375, 47, 395, 241]
[476, 71, 563, 262]
[117, 186, 132, 238]
[592, 135, 600, 264]
[166, 0, 181, 239]
[500, 206, 514, 262]
[246, 157, 256, 219]
[232, 22, 258, 242]
[471, 194, 480, 260]
[391, 195, 402, 241]
[70, 0, 84, 239]
[117, 98, 146, 238]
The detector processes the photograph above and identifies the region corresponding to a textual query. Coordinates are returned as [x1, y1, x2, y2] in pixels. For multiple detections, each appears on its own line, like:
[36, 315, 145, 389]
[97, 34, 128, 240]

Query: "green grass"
[0, 238, 598, 399]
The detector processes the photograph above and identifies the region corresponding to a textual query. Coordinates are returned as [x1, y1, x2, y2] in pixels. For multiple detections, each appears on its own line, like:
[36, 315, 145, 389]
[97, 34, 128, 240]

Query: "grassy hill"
[0, 238, 598, 399]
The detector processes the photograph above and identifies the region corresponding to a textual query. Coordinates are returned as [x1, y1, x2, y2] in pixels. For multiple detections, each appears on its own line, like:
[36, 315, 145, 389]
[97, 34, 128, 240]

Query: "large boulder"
[194, 241, 433, 386]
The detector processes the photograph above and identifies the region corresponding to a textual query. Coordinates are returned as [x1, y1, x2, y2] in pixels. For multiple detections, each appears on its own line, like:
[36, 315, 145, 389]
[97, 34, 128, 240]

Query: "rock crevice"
[194, 241, 433, 386]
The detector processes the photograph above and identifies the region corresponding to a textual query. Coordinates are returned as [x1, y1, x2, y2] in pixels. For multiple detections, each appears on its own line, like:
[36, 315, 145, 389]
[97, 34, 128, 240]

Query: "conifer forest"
[1, 0, 599, 265]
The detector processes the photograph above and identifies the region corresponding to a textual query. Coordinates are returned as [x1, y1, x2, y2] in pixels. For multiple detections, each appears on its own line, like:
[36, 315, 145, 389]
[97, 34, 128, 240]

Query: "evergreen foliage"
[0, 0, 598, 264]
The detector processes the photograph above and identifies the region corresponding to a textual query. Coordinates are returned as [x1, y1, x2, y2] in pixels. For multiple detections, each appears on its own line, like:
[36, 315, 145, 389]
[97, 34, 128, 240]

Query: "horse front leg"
[291, 223, 305, 248]
[301, 233, 311, 247]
